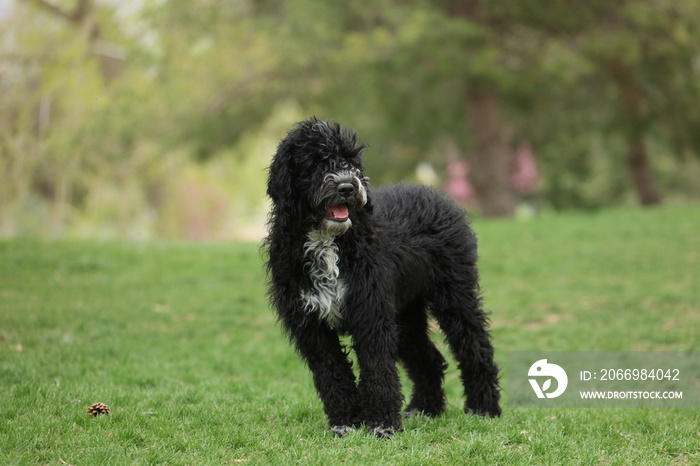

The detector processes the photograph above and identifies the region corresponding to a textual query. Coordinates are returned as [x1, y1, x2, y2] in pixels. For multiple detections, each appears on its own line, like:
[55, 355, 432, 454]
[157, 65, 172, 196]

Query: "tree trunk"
[626, 139, 661, 206]
[441, 0, 516, 217]
[467, 90, 516, 217]
[609, 60, 662, 206]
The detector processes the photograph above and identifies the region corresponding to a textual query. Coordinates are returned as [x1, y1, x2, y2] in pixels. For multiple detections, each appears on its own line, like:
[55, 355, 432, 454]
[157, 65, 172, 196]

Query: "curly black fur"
[263, 118, 501, 438]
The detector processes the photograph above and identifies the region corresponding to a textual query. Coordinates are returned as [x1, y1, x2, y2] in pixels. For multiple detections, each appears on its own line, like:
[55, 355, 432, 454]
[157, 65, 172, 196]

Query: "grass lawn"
[1, 205, 698, 464]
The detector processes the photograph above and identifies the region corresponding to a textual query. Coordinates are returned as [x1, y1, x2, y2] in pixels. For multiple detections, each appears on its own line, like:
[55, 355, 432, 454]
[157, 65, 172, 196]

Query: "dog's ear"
[266, 136, 297, 204]
[363, 189, 374, 214]
[266, 135, 310, 233]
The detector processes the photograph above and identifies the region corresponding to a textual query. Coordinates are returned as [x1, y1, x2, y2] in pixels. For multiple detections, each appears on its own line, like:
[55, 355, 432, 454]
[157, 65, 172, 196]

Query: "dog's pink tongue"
[327, 205, 349, 220]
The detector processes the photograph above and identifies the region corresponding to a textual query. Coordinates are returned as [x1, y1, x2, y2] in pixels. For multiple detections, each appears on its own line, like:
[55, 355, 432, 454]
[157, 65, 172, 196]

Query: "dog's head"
[267, 118, 370, 235]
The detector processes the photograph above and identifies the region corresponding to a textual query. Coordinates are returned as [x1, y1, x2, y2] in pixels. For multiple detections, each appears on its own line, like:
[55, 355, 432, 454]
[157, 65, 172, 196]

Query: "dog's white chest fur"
[300, 229, 346, 328]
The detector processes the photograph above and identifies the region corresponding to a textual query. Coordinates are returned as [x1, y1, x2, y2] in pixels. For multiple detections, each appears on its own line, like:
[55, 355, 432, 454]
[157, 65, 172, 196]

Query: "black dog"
[263, 118, 501, 438]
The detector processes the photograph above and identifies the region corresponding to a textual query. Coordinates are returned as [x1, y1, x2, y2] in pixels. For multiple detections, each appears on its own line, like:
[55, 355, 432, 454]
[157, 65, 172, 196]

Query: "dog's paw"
[403, 404, 444, 418]
[369, 425, 397, 439]
[330, 425, 356, 437]
[403, 408, 423, 418]
[465, 406, 502, 418]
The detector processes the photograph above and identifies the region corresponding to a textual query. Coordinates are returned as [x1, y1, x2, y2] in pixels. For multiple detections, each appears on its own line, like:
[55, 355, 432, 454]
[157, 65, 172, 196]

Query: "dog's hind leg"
[397, 300, 448, 417]
[285, 319, 361, 435]
[431, 285, 502, 418]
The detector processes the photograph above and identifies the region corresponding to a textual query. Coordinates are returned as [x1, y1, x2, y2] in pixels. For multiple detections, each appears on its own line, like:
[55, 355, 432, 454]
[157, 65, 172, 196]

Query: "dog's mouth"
[325, 204, 350, 222]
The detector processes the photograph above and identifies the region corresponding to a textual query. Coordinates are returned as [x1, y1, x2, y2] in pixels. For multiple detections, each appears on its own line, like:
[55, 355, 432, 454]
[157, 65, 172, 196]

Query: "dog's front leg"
[347, 307, 404, 438]
[283, 316, 360, 435]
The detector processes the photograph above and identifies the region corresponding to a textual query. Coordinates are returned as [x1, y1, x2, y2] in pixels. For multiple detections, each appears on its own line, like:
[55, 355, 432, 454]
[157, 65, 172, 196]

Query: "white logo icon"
[528, 359, 568, 399]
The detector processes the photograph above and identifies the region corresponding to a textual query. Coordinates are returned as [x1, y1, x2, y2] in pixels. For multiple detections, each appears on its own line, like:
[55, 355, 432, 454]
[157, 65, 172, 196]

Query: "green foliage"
[1, 205, 699, 463]
[1, 0, 699, 237]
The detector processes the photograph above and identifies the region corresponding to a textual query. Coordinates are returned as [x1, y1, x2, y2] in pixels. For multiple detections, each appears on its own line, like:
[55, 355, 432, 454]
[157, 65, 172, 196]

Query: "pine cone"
[87, 402, 110, 416]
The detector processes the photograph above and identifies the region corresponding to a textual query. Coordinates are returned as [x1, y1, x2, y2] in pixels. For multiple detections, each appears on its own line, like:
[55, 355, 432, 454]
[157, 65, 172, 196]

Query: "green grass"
[1, 205, 698, 465]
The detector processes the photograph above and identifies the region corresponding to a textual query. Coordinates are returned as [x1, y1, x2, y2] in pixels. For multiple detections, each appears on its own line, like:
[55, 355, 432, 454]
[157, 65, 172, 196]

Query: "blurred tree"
[0, 4, 102, 235]
[297, 0, 523, 216]
[22, 0, 123, 84]
[1, 0, 699, 238]
[504, 0, 700, 207]
[438, 0, 516, 217]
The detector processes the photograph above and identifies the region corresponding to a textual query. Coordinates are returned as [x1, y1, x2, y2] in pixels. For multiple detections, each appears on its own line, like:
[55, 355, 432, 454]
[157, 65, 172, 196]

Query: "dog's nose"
[338, 183, 355, 197]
